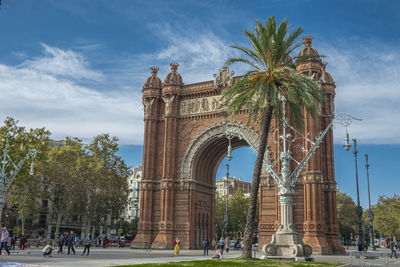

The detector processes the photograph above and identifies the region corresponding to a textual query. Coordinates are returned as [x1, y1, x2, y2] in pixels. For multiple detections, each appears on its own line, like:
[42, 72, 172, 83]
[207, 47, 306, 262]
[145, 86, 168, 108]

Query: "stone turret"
[296, 36, 322, 77]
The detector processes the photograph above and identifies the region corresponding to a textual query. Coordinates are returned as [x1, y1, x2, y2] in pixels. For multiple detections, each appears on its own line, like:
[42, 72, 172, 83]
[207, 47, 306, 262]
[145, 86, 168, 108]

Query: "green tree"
[373, 195, 400, 238]
[336, 192, 358, 242]
[113, 217, 139, 239]
[228, 189, 250, 236]
[215, 189, 258, 239]
[0, 117, 50, 231]
[84, 134, 129, 231]
[223, 17, 322, 257]
[39, 137, 89, 238]
[215, 193, 225, 238]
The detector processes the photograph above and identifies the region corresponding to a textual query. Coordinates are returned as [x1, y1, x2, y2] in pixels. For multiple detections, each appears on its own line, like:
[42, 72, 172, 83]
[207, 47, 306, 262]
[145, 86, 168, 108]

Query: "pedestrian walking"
[102, 235, 108, 248]
[174, 238, 181, 256]
[203, 238, 209, 255]
[225, 237, 230, 253]
[217, 238, 225, 257]
[19, 233, 27, 250]
[0, 227, 10, 256]
[81, 234, 92, 256]
[67, 231, 76, 255]
[390, 242, 398, 258]
[57, 234, 64, 254]
[10, 234, 16, 250]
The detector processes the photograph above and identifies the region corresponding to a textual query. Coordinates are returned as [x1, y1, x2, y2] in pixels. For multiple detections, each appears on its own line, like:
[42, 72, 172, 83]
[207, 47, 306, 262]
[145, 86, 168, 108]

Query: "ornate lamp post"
[220, 132, 234, 238]
[225, 163, 230, 238]
[344, 138, 364, 251]
[365, 154, 376, 251]
[219, 96, 359, 259]
[0, 132, 38, 221]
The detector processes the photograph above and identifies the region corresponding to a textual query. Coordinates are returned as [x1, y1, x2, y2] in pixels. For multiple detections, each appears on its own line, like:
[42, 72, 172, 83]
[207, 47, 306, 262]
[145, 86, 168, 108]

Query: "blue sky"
[0, 0, 399, 207]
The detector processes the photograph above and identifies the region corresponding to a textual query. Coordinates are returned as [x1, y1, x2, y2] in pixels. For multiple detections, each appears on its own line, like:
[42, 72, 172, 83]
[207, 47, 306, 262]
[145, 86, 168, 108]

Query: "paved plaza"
[0, 247, 399, 267]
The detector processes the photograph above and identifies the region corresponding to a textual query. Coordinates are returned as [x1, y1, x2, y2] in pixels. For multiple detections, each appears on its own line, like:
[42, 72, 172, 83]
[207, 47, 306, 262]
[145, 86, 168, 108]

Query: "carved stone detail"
[213, 65, 234, 88]
[143, 98, 155, 119]
[180, 96, 225, 116]
[163, 95, 175, 116]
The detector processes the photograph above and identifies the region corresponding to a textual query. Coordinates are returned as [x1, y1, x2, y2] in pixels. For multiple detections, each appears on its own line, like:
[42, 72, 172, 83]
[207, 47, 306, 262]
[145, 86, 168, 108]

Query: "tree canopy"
[373, 195, 400, 238]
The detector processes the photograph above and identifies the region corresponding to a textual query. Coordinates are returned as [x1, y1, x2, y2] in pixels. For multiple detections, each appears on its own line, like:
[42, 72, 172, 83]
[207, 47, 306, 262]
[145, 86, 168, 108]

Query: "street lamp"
[345, 138, 364, 251]
[225, 164, 230, 238]
[0, 131, 38, 221]
[221, 132, 234, 238]
[365, 154, 376, 251]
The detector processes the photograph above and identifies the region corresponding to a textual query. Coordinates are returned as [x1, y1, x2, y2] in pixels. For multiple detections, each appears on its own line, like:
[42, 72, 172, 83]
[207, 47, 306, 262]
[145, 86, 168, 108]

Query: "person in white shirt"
[42, 242, 54, 258]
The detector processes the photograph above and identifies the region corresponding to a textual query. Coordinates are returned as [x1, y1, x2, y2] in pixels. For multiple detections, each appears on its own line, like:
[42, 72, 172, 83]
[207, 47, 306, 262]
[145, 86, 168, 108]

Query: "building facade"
[132, 37, 344, 254]
[215, 177, 251, 196]
[124, 166, 142, 220]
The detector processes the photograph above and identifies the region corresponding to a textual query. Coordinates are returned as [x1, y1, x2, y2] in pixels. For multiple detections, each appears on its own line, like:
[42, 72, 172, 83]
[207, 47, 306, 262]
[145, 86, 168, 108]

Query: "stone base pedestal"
[151, 231, 174, 249]
[261, 231, 313, 258]
[326, 235, 346, 254]
[131, 232, 152, 248]
[303, 233, 332, 254]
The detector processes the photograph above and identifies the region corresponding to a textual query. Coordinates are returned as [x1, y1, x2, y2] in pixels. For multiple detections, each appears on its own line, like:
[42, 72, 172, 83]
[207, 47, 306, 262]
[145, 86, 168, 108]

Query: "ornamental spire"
[302, 35, 313, 47]
[170, 62, 179, 72]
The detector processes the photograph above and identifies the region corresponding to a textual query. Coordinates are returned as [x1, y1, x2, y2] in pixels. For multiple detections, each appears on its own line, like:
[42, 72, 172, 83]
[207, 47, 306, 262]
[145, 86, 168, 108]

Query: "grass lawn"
[118, 258, 344, 267]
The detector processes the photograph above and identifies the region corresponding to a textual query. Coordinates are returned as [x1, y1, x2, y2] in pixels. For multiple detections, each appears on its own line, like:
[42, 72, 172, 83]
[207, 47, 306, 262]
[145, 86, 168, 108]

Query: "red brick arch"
[132, 58, 344, 254]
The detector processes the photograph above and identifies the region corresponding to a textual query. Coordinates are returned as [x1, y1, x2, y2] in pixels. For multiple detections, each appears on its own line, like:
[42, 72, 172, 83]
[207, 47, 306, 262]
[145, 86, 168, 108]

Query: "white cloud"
[0, 44, 143, 145]
[140, 25, 243, 83]
[1, 34, 398, 146]
[319, 43, 400, 144]
[20, 43, 103, 81]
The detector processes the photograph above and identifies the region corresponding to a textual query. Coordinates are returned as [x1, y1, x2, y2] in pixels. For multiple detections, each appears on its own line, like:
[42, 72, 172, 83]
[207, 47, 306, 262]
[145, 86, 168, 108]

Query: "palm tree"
[223, 17, 323, 258]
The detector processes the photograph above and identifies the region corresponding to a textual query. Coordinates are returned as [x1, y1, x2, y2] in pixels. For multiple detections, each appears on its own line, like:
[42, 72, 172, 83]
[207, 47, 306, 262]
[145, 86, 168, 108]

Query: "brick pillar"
[132, 67, 162, 248]
[302, 109, 332, 254]
[320, 68, 345, 254]
[152, 63, 182, 248]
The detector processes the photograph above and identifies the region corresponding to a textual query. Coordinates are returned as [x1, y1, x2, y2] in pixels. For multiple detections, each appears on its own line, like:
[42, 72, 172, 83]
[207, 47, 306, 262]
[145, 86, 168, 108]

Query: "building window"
[42, 200, 48, 208]
[39, 214, 47, 227]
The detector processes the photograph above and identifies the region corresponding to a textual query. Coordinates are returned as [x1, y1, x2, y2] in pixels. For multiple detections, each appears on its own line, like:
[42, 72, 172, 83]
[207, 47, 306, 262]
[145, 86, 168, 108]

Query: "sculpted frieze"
[180, 96, 225, 116]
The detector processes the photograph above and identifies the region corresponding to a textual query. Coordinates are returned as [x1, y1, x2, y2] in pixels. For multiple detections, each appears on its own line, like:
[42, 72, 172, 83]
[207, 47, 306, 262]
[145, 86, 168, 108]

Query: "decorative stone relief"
[163, 95, 175, 116]
[180, 95, 225, 116]
[213, 65, 234, 88]
[143, 98, 155, 119]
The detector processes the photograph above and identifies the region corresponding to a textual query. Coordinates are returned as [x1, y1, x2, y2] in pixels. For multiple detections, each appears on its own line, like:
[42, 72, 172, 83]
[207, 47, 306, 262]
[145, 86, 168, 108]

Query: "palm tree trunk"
[241, 104, 273, 258]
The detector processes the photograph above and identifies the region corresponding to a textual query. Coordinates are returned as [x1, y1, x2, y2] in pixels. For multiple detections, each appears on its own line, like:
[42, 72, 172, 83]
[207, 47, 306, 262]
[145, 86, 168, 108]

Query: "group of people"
[45, 232, 93, 258]
[202, 237, 242, 259]
[0, 227, 30, 256]
[56, 231, 92, 256]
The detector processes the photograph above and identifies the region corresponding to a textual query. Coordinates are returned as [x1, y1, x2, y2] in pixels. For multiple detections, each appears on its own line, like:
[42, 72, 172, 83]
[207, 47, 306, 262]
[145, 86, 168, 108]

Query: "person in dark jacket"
[19, 233, 27, 250]
[390, 242, 398, 258]
[57, 234, 64, 254]
[67, 231, 76, 255]
[203, 238, 209, 255]
[10, 234, 16, 250]
[81, 234, 92, 256]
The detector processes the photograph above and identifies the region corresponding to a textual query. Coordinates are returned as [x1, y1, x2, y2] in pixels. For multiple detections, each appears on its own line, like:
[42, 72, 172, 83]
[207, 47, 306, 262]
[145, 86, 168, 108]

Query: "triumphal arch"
[132, 37, 344, 254]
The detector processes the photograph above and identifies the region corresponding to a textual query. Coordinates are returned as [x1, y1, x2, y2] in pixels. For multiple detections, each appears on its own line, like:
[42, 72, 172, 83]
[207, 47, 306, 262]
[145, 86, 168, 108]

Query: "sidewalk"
[0, 248, 399, 267]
